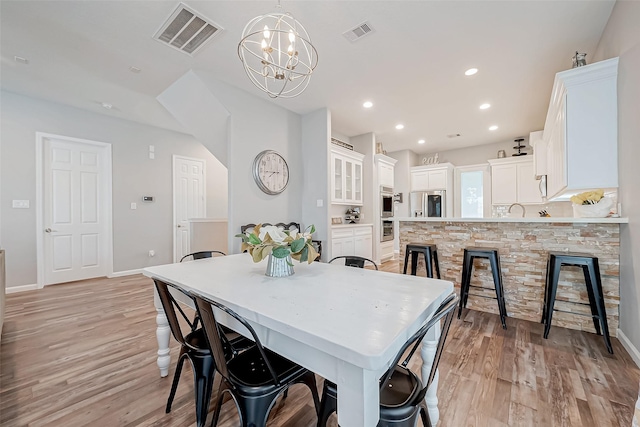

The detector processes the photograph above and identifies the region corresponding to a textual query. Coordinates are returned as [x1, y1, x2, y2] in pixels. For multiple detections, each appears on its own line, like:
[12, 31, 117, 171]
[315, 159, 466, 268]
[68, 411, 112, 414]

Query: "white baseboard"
[108, 269, 143, 278]
[6, 283, 38, 294]
[618, 328, 640, 368]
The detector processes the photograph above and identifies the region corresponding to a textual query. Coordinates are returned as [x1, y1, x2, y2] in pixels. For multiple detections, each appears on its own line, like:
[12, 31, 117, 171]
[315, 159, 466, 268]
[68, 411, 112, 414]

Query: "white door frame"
[172, 155, 207, 262]
[35, 132, 113, 288]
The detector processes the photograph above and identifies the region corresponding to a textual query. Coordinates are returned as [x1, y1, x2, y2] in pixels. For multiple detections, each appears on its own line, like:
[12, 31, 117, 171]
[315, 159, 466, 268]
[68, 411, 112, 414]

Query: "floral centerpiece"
[570, 189, 613, 218]
[236, 224, 318, 276]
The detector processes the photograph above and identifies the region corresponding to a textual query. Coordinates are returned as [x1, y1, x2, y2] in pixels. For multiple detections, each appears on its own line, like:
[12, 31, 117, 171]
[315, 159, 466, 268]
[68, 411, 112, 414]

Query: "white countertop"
[393, 216, 628, 224]
[332, 223, 374, 228]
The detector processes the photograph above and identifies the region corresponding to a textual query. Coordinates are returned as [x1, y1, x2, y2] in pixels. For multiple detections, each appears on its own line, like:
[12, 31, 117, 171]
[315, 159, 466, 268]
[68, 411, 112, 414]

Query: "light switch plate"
[12, 200, 29, 208]
[130, 203, 137, 210]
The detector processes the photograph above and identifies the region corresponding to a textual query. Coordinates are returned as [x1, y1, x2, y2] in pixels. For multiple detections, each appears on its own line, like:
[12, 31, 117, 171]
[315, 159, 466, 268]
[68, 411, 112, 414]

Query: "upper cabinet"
[375, 154, 397, 188]
[410, 163, 454, 192]
[331, 147, 365, 205]
[542, 58, 618, 200]
[488, 157, 543, 205]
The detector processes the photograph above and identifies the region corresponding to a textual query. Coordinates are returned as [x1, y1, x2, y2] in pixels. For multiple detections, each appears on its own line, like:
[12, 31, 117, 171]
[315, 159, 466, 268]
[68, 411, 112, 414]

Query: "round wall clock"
[252, 150, 290, 195]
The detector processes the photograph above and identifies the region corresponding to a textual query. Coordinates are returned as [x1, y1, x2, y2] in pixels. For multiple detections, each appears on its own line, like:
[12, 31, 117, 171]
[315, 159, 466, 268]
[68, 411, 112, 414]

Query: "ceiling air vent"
[331, 138, 354, 151]
[154, 3, 223, 56]
[343, 21, 374, 42]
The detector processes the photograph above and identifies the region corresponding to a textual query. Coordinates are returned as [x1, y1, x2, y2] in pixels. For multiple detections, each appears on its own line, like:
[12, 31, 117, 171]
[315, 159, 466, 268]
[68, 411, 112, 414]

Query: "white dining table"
[143, 253, 453, 427]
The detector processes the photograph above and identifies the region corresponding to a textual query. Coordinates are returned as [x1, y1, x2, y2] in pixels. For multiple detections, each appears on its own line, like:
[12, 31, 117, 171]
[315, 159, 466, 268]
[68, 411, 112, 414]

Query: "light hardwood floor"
[1, 261, 638, 426]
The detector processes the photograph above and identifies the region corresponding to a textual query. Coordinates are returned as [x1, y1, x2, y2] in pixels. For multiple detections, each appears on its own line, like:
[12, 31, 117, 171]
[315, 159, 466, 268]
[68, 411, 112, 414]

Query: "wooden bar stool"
[403, 243, 441, 279]
[541, 252, 613, 354]
[458, 247, 507, 329]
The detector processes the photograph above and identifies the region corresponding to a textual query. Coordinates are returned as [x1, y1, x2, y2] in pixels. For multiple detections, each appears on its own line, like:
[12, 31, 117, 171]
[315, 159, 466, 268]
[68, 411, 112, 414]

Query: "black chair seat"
[228, 346, 306, 388]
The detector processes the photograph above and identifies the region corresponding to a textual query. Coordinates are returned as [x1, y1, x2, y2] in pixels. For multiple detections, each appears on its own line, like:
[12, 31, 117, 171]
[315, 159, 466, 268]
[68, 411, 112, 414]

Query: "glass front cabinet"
[331, 147, 365, 206]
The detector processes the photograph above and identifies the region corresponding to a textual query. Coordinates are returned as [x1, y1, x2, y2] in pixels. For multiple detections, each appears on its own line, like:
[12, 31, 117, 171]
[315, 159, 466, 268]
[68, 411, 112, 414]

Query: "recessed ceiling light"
[418, 139, 425, 144]
[465, 68, 478, 76]
[489, 125, 498, 131]
[14, 56, 29, 65]
[363, 101, 373, 108]
[129, 66, 141, 73]
[479, 103, 491, 110]
[101, 102, 113, 110]
[395, 124, 404, 130]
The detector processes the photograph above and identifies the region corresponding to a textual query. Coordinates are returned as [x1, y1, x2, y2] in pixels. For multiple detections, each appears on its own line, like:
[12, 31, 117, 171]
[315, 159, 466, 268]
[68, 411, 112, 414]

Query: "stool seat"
[403, 243, 441, 279]
[542, 252, 613, 354]
[458, 247, 507, 329]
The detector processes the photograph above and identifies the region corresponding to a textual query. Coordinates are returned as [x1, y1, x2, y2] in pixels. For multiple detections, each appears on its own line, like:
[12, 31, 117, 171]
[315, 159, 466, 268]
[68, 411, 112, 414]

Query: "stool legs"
[403, 249, 411, 275]
[582, 265, 602, 335]
[403, 246, 440, 279]
[458, 250, 472, 319]
[586, 259, 613, 354]
[489, 254, 507, 329]
[433, 250, 441, 279]
[458, 250, 506, 329]
[542, 255, 612, 354]
[543, 257, 562, 339]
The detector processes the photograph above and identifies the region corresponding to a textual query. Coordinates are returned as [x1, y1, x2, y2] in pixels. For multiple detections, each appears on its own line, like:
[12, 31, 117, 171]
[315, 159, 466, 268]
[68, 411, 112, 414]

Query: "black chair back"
[154, 279, 198, 351]
[193, 294, 280, 386]
[328, 255, 378, 270]
[379, 293, 458, 399]
[180, 250, 226, 262]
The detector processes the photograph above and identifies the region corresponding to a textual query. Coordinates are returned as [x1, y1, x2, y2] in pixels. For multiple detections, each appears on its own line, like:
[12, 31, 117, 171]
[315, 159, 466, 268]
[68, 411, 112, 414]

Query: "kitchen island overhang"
[395, 217, 627, 335]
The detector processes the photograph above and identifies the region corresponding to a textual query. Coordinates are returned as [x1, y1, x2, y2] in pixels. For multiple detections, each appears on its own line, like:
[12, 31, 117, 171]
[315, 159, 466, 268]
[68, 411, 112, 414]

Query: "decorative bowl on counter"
[573, 197, 613, 218]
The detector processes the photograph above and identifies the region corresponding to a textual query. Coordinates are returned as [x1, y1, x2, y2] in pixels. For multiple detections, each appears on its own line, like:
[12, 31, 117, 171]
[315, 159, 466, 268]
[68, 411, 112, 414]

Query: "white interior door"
[43, 138, 109, 285]
[173, 156, 206, 262]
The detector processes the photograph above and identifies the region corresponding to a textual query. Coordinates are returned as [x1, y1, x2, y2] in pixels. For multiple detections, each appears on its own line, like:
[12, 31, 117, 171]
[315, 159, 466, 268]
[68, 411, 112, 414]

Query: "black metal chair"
[193, 293, 321, 427]
[317, 293, 458, 427]
[180, 250, 226, 262]
[328, 255, 378, 270]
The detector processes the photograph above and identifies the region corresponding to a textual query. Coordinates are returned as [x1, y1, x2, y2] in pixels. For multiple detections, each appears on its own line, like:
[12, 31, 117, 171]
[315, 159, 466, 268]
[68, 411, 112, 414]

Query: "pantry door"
[173, 156, 206, 262]
[40, 135, 112, 285]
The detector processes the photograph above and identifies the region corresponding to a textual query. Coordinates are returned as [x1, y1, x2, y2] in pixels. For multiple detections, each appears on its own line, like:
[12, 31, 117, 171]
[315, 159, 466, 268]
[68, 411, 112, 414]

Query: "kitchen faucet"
[508, 203, 526, 218]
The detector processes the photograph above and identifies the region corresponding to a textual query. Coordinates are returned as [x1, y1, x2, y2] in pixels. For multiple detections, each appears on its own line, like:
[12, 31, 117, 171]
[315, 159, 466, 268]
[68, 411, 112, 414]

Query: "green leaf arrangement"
[236, 224, 318, 264]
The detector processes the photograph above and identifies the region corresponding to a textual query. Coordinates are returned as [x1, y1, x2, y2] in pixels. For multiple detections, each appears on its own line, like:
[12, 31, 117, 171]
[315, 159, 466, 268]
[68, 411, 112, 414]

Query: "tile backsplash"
[492, 201, 573, 218]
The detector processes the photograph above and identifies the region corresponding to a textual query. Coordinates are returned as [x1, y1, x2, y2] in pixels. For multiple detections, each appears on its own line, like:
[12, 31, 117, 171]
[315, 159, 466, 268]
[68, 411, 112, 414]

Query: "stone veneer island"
[396, 217, 628, 335]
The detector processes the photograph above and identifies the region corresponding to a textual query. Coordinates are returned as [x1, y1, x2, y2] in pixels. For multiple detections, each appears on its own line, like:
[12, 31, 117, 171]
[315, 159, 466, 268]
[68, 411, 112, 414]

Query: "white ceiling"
[0, 1, 615, 154]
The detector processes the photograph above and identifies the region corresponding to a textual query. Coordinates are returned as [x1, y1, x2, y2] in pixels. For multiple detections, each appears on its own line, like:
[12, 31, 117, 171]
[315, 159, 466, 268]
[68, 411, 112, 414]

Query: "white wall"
[191, 70, 304, 253]
[593, 0, 640, 362]
[420, 138, 530, 167]
[0, 90, 226, 288]
[302, 109, 331, 260]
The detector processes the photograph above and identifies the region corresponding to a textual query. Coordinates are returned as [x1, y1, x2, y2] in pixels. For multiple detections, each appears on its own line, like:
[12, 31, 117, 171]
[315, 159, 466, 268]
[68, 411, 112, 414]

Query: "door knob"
[177, 224, 183, 228]
[44, 228, 58, 233]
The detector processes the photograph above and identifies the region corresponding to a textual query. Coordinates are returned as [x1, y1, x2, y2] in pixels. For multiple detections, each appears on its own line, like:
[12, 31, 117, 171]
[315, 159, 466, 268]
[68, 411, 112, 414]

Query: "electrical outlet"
[148, 250, 155, 257]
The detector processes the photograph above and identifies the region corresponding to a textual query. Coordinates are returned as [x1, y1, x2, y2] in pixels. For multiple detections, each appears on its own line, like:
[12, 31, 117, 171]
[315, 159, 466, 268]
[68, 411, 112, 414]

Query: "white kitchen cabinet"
[331, 225, 373, 260]
[542, 57, 618, 200]
[529, 130, 546, 177]
[331, 147, 365, 205]
[410, 163, 454, 191]
[380, 241, 394, 262]
[376, 154, 396, 188]
[488, 157, 543, 205]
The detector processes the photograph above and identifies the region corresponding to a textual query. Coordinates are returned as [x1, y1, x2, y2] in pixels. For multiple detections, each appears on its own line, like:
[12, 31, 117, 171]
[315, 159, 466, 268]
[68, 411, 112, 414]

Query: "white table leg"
[154, 290, 171, 378]
[336, 362, 380, 427]
[422, 321, 441, 425]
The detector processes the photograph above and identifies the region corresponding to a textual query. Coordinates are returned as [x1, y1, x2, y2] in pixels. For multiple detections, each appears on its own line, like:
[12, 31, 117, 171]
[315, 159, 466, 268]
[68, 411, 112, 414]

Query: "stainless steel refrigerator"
[409, 190, 446, 217]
